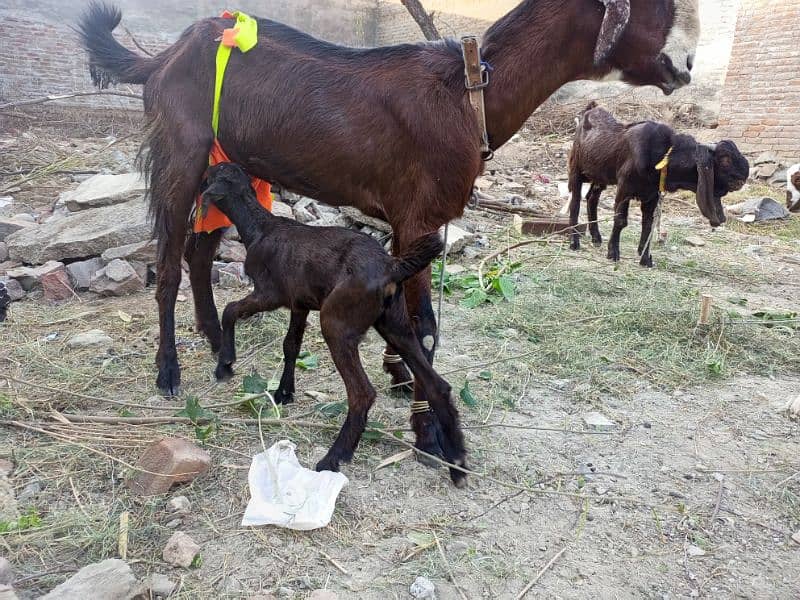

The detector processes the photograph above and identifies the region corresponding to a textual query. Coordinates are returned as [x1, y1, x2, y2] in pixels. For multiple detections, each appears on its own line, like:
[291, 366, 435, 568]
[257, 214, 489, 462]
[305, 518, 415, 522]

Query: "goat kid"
[787, 164, 800, 213]
[201, 163, 467, 486]
[568, 102, 749, 266]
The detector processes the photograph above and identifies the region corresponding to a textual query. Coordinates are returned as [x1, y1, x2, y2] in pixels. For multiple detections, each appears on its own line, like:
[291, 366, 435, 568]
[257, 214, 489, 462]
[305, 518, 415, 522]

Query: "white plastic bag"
[241, 440, 348, 530]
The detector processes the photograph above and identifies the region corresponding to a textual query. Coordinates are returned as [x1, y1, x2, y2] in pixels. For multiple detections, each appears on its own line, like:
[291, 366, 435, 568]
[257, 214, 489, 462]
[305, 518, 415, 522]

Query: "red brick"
[41, 268, 73, 302]
[127, 438, 211, 496]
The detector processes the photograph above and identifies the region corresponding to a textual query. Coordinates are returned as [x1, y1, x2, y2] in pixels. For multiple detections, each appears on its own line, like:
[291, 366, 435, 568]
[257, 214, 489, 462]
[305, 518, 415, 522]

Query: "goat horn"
[593, 0, 632, 67]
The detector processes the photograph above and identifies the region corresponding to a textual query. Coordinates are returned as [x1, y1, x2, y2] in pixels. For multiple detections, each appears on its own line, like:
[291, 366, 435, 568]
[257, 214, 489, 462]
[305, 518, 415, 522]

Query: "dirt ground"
[1, 103, 799, 599]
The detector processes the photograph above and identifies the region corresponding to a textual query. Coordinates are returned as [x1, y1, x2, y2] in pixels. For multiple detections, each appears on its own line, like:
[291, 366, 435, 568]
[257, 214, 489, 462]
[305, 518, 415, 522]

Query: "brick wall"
[0, 0, 377, 109]
[718, 0, 800, 160]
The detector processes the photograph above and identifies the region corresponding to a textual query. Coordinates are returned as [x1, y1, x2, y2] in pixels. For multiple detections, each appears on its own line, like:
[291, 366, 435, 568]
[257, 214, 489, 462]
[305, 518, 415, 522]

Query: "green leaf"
[459, 381, 478, 408]
[361, 421, 386, 441]
[497, 275, 515, 301]
[315, 401, 347, 418]
[242, 373, 271, 395]
[176, 396, 214, 423]
[407, 531, 435, 547]
[727, 296, 748, 306]
[190, 554, 203, 569]
[296, 351, 319, 370]
[478, 370, 493, 381]
[460, 288, 488, 309]
[194, 424, 216, 442]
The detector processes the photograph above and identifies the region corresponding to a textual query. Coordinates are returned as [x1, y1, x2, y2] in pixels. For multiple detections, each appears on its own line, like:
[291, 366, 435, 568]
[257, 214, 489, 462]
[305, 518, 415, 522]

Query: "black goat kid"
[568, 102, 749, 266]
[201, 163, 467, 486]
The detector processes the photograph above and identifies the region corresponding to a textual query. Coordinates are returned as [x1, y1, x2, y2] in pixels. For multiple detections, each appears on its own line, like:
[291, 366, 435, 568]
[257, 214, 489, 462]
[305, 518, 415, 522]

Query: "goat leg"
[586, 184, 604, 246]
[638, 195, 658, 268]
[568, 174, 583, 251]
[607, 195, 630, 262]
[215, 292, 272, 381]
[155, 228, 188, 396]
[185, 229, 224, 351]
[275, 309, 308, 404]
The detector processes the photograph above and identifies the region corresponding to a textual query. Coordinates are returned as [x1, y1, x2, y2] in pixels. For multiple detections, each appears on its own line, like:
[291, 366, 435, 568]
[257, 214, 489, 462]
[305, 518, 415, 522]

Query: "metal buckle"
[465, 65, 490, 91]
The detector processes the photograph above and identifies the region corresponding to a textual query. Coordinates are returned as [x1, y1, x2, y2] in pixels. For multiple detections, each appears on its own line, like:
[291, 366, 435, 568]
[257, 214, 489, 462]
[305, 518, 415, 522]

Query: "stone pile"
[0, 174, 481, 309]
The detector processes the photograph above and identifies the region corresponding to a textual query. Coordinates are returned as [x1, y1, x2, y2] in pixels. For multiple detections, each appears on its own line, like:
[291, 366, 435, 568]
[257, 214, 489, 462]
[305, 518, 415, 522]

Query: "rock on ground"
[67, 330, 113, 349]
[167, 496, 191, 514]
[0, 558, 12, 586]
[271, 201, 293, 219]
[141, 573, 176, 598]
[39, 559, 139, 600]
[309, 591, 339, 600]
[0, 475, 17, 522]
[217, 239, 247, 263]
[5, 197, 150, 264]
[0, 278, 25, 302]
[127, 438, 211, 496]
[59, 172, 146, 212]
[0, 584, 18, 600]
[101, 240, 158, 265]
[583, 411, 616, 431]
[41, 267, 73, 301]
[0, 218, 34, 242]
[90, 259, 145, 297]
[218, 262, 250, 288]
[728, 197, 791, 222]
[339, 206, 392, 233]
[6, 261, 64, 291]
[0, 243, 7, 263]
[441, 224, 476, 255]
[66, 258, 104, 291]
[162, 532, 201, 568]
[410, 576, 437, 599]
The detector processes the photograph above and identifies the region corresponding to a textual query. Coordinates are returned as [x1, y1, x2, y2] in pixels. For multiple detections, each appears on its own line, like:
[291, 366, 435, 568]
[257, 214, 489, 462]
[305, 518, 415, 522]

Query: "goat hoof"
[215, 363, 234, 381]
[569, 241, 580, 251]
[607, 250, 620, 262]
[274, 388, 294, 404]
[450, 463, 468, 489]
[640, 257, 654, 268]
[412, 413, 447, 467]
[156, 362, 181, 397]
[315, 456, 340, 473]
[592, 237, 603, 247]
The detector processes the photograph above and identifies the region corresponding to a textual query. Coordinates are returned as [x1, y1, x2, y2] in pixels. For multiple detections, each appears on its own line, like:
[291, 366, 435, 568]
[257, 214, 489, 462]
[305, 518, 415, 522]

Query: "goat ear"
[695, 145, 715, 218]
[593, 0, 631, 66]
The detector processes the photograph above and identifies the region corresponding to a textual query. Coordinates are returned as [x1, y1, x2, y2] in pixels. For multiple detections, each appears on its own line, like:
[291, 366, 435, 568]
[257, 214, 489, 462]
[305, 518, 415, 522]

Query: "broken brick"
[127, 438, 211, 496]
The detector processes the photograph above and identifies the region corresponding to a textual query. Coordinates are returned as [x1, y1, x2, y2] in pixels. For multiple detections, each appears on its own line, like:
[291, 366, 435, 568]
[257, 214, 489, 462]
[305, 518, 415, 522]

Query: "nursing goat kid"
[568, 102, 749, 266]
[787, 164, 800, 213]
[201, 163, 467, 485]
[79, 0, 701, 461]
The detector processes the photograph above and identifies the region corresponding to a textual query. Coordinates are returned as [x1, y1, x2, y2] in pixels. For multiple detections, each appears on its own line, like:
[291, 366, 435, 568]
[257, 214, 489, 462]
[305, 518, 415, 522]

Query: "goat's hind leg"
[637, 194, 658, 268]
[568, 173, 584, 250]
[607, 192, 631, 262]
[374, 296, 467, 487]
[274, 309, 308, 404]
[185, 229, 224, 352]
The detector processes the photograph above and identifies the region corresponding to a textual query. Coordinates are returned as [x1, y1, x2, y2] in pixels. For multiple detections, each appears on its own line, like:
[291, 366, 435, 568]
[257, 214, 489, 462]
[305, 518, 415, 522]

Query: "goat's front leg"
[586, 184, 604, 246]
[637, 194, 659, 268]
[185, 229, 225, 352]
[317, 323, 376, 472]
[215, 293, 273, 381]
[274, 309, 308, 404]
[568, 173, 584, 250]
[607, 193, 631, 263]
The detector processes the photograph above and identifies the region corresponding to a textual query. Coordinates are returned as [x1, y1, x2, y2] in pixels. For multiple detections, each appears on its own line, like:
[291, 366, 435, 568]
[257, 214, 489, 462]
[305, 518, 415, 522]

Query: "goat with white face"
[787, 164, 800, 213]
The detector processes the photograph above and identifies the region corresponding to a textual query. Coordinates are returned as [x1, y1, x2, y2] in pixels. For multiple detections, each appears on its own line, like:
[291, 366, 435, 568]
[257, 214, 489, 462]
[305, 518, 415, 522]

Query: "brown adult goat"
[568, 102, 749, 266]
[79, 0, 700, 459]
[201, 163, 466, 484]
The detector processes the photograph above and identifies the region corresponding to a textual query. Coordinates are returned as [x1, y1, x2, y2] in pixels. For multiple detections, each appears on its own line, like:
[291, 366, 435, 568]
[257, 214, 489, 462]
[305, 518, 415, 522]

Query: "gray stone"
[67, 330, 113, 349]
[6, 197, 150, 265]
[0, 584, 18, 600]
[101, 240, 158, 265]
[218, 262, 250, 288]
[0, 197, 13, 217]
[441, 224, 475, 255]
[143, 574, 176, 598]
[40, 559, 139, 600]
[0, 218, 34, 242]
[18, 480, 41, 503]
[756, 163, 778, 179]
[6, 261, 64, 291]
[218, 239, 247, 263]
[410, 576, 436, 599]
[0, 477, 17, 522]
[66, 258, 104, 291]
[0, 278, 24, 302]
[292, 198, 320, 224]
[308, 213, 349, 228]
[0, 243, 7, 263]
[687, 545, 706, 557]
[0, 558, 12, 586]
[582, 412, 616, 431]
[59, 172, 146, 212]
[167, 496, 191, 514]
[309, 591, 339, 600]
[683, 236, 706, 247]
[90, 260, 144, 297]
[10, 214, 35, 224]
[162, 532, 200, 568]
[728, 197, 790, 222]
[339, 206, 392, 233]
[271, 201, 294, 220]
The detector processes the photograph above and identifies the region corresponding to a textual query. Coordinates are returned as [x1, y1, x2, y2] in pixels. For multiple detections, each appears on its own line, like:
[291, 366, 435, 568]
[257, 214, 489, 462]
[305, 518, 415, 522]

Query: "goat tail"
[77, 2, 162, 88]
[390, 232, 445, 284]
